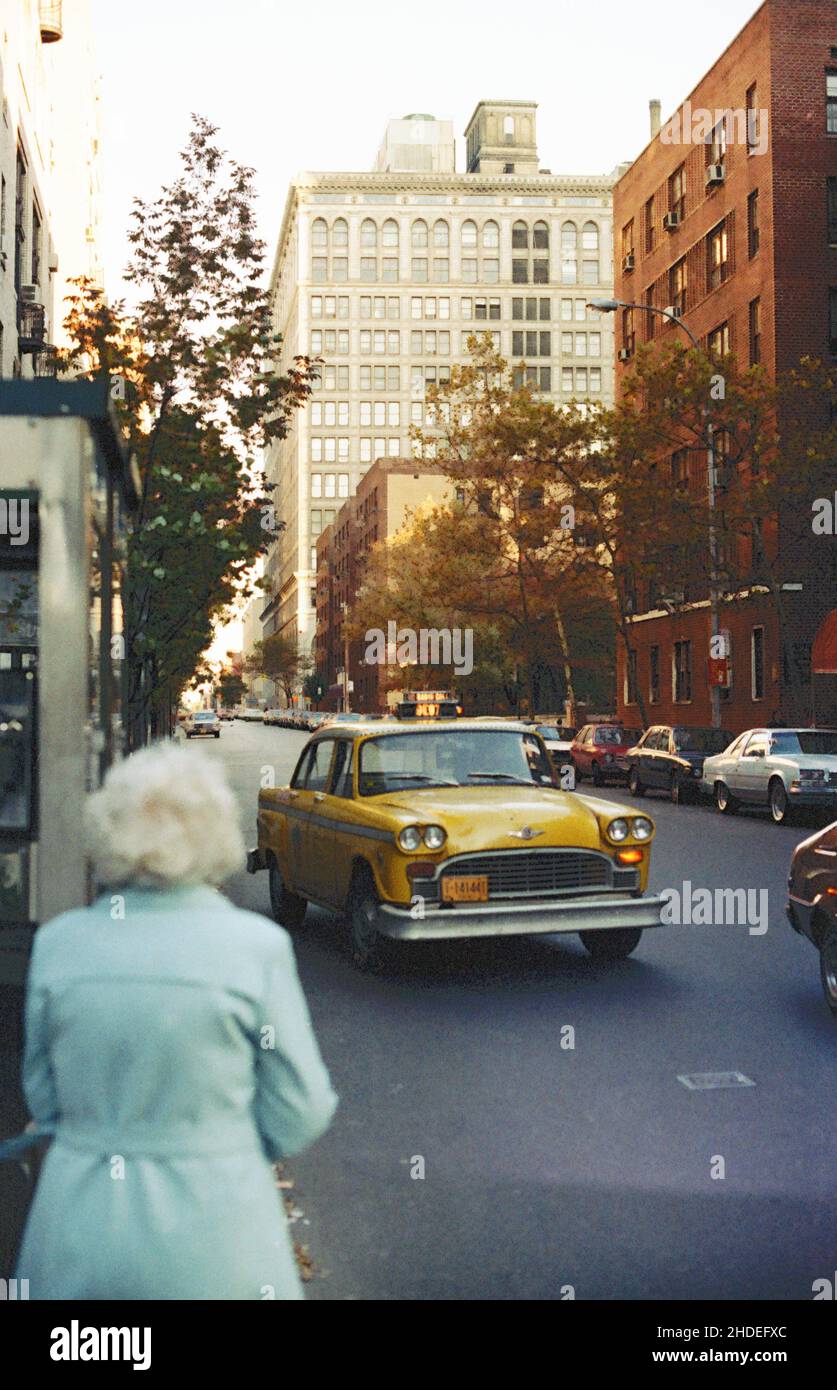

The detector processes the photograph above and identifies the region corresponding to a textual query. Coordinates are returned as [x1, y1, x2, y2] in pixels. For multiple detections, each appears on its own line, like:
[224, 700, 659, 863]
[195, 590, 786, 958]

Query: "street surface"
[201, 720, 835, 1301]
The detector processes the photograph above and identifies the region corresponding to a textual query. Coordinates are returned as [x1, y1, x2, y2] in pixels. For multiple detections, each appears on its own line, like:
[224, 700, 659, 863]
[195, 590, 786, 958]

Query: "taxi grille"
[433, 849, 636, 900]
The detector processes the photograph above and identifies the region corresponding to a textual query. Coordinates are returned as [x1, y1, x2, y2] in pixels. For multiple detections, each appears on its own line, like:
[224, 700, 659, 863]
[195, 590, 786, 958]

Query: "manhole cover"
[677, 1071, 756, 1090]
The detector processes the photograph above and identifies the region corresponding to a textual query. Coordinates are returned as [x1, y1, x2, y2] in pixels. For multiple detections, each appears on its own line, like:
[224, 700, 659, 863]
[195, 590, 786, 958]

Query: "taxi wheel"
[268, 860, 307, 929]
[348, 870, 389, 971]
[628, 767, 645, 798]
[579, 928, 643, 960]
[818, 921, 837, 1018]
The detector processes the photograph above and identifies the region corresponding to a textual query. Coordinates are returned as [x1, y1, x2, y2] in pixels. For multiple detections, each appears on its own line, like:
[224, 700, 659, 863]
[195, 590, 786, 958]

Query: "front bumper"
[376, 892, 665, 941]
[787, 787, 837, 808]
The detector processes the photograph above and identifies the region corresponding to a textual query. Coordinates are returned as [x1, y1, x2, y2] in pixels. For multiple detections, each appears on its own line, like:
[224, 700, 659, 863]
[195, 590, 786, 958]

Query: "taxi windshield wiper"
[384, 773, 459, 786]
[466, 771, 533, 785]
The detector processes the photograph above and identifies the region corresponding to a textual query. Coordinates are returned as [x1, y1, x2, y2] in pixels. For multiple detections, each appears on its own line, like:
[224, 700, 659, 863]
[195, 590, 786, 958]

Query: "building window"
[622, 219, 634, 260]
[512, 221, 528, 249]
[483, 220, 499, 249]
[503, 164, 515, 174]
[412, 258, 428, 283]
[412, 219, 428, 249]
[332, 257, 348, 282]
[560, 298, 573, 320]
[332, 219, 348, 248]
[708, 321, 730, 357]
[747, 189, 760, 258]
[649, 646, 660, 704]
[462, 258, 478, 283]
[669, 164, 686, 220]
[382, 219, 399, 248]
[751, 627, 765, 700]
[707, 220, 729, 289]
[311, 257, 327, 283]
[582, 260, 598, 285]
[512, 259, 528, 284]
[360, 257, 376, 282]
[749, 297, 761, 365]
[673, 640, 692, 702]
[311, 472, 323, 497]
[533, 220, 549, 251]
[622, 307, 636, 356]
[827, 71, 837, 134]
[828, 178, 837, 244]
[434, 259, 450, 282]
[643, 197, 655, 254]
[382, 258, 398, 282]
[539, 366, 551, 391]
[461, 220, 478, 250]
[746, 84, 759, 154]
[434, 219, 449, 248]
[361, 219, 377, 248]
[625, 649, 638, 705]
[589, 367, 601, 392]
[707, 115, 727, 167]
[561, 366, 573, 392]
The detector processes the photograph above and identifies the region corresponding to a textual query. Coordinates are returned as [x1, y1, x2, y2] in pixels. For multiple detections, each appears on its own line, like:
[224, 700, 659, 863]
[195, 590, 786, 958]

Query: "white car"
[701, 727, 837, 824]
[185, 710, 221, 739]
[534, 724, 577, 771]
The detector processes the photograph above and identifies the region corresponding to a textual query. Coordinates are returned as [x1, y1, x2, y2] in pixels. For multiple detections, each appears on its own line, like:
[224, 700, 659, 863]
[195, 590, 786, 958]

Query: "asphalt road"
[203, 719, 835, 1301]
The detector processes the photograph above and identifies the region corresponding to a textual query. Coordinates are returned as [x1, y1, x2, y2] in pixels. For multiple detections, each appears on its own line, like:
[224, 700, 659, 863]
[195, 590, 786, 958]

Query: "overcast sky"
[90, 0, 765, 295]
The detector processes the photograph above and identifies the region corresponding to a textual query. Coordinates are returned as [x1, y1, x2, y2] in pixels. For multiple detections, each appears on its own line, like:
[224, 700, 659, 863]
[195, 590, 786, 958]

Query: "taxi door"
[310, 739, 358, 909]
[290, 737, 337, 898]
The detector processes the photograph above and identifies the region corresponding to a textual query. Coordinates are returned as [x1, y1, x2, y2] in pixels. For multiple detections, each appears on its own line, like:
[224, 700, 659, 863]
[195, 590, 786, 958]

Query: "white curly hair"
[86, 743, 245, 888]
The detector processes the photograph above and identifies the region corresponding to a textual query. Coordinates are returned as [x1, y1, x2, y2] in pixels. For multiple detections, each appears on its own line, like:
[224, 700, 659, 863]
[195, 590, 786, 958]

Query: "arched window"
[433, 219, 449, 248]
[533, 220, 549, 250]
[503, 114, 515, 138]
[561, 221, 578, 250]
[461, 219, 478, 249]
[582, 221, 599, 251]
[382, 218, 399, 248]
[361, 219, 377, 248]
[411, 219, 428, 248]
[512, 220, 529, 249]
[483, 220, 499, 249]
[332, 218, 348, 247]
[311, 218, 328, 248]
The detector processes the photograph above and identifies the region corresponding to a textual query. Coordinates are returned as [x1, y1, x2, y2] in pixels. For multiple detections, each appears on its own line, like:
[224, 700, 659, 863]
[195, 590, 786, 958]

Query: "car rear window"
[595, 727, 639, 745]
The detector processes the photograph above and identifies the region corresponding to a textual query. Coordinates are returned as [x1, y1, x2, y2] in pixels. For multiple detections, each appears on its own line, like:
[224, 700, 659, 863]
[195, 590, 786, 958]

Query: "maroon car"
[571, 723, 643, 786]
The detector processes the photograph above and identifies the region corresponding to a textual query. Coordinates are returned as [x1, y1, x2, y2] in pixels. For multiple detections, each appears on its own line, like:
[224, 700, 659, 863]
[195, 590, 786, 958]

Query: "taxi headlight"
[632, 816, 653, 840]
[398, 826, 422, 852]
[423, 825, 447, 849]
[607, 818, 629, 843]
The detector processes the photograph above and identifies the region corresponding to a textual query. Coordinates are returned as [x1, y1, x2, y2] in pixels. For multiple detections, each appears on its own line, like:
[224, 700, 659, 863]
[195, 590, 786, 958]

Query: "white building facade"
[264, 105, 619, 652]
[0, 0, 103, 379]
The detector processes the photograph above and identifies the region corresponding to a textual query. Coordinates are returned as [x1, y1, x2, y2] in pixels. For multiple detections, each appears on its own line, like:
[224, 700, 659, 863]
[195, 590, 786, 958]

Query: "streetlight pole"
[588, 299, 722, 729]
[340, 601, 351, 713]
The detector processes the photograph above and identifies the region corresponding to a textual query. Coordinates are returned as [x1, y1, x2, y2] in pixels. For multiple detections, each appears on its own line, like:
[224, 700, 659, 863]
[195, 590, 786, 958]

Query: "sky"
[90, 0, 767, 296]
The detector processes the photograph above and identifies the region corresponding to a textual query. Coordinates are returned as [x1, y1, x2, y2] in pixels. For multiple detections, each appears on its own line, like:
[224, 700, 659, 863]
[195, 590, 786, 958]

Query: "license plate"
[441, 875, 489, 903]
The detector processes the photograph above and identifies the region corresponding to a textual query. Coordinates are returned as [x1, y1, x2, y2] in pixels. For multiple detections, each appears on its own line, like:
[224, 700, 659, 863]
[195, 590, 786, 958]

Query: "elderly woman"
[15, 744, 337, 1300]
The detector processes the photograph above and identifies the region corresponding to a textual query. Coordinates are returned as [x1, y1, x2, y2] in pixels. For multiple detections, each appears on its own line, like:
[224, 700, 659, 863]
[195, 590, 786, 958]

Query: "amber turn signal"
[617, 848, 644, 864]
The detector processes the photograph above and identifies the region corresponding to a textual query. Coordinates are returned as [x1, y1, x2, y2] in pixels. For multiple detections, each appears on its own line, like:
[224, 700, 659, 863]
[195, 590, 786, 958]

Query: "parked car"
[625, 725, 734, 804]
[246, 718, 663, 969]
[786, 819, 837, 1017]
[702, 727, 837, 824]
[534, 725, 577, 772]
[184, 710, 221, 739]
[571, 724, 643, 786]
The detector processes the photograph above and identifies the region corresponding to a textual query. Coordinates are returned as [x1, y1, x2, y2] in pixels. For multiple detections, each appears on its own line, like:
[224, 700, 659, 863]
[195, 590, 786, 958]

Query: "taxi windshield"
[357, 729, 555, 796]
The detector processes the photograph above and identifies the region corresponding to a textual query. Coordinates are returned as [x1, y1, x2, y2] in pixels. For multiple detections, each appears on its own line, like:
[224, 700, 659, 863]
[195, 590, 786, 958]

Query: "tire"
[769, 778, 791, 826]
[572, 761, 583, 783]
[268, 859, 307, 929]
[715, 781, 737, 815]
[670, 772, 689, 805]
[591, 761, 604, 787]
[214, 732, 220, 738]
[818, 921, 837, 1018]
[348, 868, 389, 971]
[579, 927, 643, 960]
[628, 766, 645, 798]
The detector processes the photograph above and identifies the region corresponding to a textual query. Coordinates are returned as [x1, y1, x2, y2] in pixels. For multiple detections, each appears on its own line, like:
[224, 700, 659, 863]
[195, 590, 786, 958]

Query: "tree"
[218, 672, 246, 708]
[246, 633, 308, 706]
[60, 116, 317, 745]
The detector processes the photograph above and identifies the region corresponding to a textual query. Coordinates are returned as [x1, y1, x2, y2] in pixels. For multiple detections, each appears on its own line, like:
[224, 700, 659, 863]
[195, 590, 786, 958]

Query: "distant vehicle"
[534, 724, 577, 771]
[185, 710, 221, 738]
[236, 708, 264, 722]
[702, 727, 837, 824]
[571, 724, 643, 786]
[625, 725, 733, 804]
[786, 819, 837, 1017]
[246, 718, 662, 970]
[218, 707, 235, 722]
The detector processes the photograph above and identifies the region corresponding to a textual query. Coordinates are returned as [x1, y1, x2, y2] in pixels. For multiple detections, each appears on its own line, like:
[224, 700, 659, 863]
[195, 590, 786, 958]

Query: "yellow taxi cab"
[246, 719, 664, 968]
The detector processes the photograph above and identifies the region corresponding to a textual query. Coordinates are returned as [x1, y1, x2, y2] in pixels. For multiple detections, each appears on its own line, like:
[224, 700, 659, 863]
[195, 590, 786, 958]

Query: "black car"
[787, 819, 837, 1017]
[625, 725, 733, 804]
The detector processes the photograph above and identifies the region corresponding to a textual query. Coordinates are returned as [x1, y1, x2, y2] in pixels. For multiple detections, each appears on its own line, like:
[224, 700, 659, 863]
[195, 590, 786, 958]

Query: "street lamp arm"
[586, 298, 701, 353]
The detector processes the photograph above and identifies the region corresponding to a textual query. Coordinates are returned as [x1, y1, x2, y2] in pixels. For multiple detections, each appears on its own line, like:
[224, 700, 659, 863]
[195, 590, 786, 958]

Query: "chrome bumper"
[376, 893, 665, 941]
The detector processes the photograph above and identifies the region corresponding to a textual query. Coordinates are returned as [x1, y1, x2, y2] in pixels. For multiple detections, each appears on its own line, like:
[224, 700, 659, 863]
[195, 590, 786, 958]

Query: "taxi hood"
[374, 784, 609, 851]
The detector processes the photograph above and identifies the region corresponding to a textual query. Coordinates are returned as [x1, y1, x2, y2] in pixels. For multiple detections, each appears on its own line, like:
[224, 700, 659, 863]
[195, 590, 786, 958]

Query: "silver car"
[185, 710, 221, 739]
[701, 727, 837, 825]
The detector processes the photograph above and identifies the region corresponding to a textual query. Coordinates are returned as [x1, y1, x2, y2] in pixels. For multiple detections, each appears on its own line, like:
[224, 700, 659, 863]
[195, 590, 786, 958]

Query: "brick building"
[315, 459, 450, 711]
[613, 0, 837, 734]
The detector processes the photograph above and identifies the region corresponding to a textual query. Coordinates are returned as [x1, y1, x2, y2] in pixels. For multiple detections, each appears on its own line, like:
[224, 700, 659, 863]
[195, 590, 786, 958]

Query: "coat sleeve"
[254, 932, 337, 1160]
[21, 935, 59, 1129]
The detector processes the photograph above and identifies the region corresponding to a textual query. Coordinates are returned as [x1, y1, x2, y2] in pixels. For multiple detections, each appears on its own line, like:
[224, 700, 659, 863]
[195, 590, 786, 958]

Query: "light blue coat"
[15, 885, 337, 1300]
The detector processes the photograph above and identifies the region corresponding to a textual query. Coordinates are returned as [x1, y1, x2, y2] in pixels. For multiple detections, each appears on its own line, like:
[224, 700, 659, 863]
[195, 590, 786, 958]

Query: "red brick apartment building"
[315, 459, 450, 710]
[614, 0, 837, 733]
